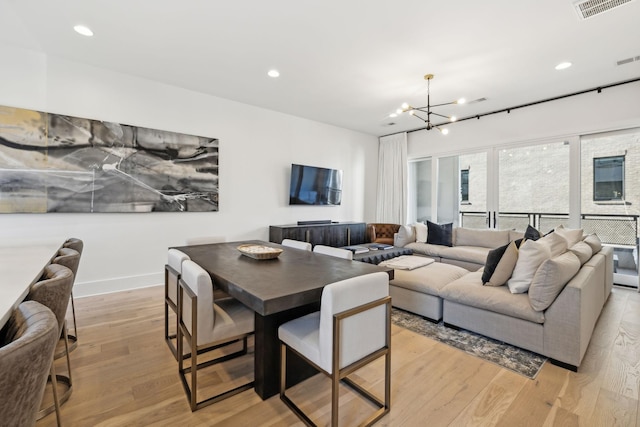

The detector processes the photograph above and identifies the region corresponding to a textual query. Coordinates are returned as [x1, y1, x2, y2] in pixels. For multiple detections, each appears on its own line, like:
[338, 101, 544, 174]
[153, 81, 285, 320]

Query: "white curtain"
[376, 132, 407, 224]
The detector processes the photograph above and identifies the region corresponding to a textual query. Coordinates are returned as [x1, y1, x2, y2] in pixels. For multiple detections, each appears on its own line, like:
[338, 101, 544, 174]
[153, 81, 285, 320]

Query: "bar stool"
[26, 263, 74, 424]
[0, 301, 60, 427]
[61, 238, 83, 352]
[52, 247, 81, 357]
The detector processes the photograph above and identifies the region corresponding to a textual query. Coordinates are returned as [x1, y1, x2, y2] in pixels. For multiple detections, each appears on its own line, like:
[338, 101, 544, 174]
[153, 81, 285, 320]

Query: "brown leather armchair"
[366, 223, 401, 245]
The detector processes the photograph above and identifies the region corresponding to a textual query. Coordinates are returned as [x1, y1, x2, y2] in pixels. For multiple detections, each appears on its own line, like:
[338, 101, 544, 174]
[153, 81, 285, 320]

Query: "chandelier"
[397, 74, 465, 134]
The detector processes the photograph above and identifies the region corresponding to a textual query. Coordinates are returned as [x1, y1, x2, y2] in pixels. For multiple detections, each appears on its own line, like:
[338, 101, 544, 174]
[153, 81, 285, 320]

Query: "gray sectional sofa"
[389, 224, 613, 370]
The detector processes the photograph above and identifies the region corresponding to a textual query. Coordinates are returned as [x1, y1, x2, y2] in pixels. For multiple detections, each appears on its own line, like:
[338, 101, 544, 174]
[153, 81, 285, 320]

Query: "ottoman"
[389, 259, 469, 322]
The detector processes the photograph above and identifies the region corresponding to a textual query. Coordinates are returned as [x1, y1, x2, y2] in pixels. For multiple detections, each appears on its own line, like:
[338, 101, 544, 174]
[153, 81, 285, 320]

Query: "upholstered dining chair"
[61, 238, 83, 351]
[26, 263, 75, 424]
[313, 245, 354, 260]
[0, 301, 60, 427]
[52, 247, 81, 355]
[281, 239, 312, 251]
[165, 248, 191, 359]
[278, 272, 391, 427]
[177, 260, 255, 411]
[183, 237, 230, 300]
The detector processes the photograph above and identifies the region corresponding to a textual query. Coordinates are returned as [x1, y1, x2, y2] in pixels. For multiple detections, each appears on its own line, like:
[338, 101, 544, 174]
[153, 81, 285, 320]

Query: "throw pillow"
[524, 225, 543, 241]
[481, 242, 509, 284]
[396, 225, 416, 247]
[539, 231, 568, 257]
[507, 238, 551, 294]
[483, 239, 522, 287]
[529, 251, 581, 311]
[426, 221, 453, 247]
[555, 225, 584, 247]
[413, 222, 428, 243]
[568, 241, 593, 266]
[583, 233, 603, 253]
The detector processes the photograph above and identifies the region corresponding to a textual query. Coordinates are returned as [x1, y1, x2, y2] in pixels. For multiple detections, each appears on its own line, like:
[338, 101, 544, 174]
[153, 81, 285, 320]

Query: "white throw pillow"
[555, 225, 584, 247]
[569, 241, 593, 266]
[529, 251, 581, 311]
[539, 232, 568, 257]
[583, 233, 603, 253]
[395, 225, 415, 247]
[413, 222, 428, 243]
[507, 239, 551, 294]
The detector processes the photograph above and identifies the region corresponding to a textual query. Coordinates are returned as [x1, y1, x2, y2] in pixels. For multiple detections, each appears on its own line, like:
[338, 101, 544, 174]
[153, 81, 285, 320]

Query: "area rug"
[391, 308, 546, 379]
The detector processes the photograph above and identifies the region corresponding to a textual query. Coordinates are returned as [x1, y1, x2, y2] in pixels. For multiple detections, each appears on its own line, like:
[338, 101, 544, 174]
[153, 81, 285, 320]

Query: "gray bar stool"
[60, 238, 84, 352]
[0, 301, 60, 427]
[26, 263, 75, 424]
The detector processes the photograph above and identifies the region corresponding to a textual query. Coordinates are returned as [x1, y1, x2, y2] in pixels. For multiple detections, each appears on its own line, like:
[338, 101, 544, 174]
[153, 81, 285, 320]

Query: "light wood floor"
[35, 285, 640, 427]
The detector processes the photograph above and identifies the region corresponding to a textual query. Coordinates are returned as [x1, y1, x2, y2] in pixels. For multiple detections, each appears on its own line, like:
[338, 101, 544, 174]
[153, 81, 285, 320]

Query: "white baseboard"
[73, 272, 163, 298]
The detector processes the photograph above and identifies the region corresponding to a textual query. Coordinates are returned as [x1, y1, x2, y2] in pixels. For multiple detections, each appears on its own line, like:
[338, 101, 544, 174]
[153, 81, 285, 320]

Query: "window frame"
[460, 168, 469, 203]
[593, 155, 625, 201]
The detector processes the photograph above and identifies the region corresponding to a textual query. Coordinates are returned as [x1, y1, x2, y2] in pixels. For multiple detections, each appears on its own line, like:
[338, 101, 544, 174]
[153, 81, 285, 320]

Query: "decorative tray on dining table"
[237, 244, 283, 260]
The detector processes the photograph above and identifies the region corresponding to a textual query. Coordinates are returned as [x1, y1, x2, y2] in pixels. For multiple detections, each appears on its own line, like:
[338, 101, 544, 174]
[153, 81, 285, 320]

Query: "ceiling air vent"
[616, 55, 640, 66]
[573, 0, 636, 20]
[467, 97, 488, 105]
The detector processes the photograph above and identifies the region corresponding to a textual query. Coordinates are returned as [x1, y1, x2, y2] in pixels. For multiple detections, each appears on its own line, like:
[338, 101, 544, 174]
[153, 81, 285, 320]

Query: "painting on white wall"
[0, 106, 219, 213]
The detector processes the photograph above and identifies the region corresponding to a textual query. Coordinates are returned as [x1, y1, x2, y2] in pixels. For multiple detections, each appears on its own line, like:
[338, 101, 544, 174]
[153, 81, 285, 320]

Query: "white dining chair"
[177, 260, 255, 411]
[281, 239, 312, 251]
[313, 245, 353, 260]
[165, 249, 191, 359]
[278, 271, 391, 426]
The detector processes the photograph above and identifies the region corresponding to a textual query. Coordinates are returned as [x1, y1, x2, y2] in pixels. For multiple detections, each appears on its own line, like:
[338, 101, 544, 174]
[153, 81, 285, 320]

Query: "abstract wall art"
[0, 106, 219, 213]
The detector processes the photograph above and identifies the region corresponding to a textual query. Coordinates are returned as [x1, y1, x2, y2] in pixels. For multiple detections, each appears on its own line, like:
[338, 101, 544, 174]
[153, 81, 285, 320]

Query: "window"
[594, 155, 624, 201]
[460, 169, 469, 203]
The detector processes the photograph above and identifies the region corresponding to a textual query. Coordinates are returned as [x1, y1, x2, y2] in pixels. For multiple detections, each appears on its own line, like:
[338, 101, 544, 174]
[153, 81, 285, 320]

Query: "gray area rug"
[391, 308, 546, 379]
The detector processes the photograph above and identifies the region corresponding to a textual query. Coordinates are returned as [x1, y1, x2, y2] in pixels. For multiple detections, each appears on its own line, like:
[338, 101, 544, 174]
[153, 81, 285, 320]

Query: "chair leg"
[331, 372, 339, 427]
[49, 356, 62, 427]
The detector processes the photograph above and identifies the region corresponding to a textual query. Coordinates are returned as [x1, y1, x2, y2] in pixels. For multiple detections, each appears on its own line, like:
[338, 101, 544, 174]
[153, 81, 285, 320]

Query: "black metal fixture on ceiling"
[398, 74, 465, 135]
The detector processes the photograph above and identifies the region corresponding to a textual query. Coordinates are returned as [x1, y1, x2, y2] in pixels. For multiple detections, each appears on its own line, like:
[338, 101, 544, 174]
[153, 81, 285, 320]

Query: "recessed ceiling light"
[555, 62, 572, 70]
[267, 69, 280, 78]
[73, 25, 93, 37]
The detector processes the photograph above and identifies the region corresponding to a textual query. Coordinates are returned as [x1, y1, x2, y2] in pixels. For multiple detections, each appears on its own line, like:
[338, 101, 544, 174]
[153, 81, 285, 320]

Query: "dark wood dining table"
[173, 240, 393, 399]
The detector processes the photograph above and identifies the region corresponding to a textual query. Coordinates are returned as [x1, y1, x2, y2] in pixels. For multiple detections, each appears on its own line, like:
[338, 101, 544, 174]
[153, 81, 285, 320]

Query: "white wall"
[407, 82, 640, 157]
[0, 46, 379, 296]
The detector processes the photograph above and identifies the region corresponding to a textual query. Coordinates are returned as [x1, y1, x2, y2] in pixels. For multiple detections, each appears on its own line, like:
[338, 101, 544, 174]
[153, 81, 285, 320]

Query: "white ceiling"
[1, 0, 639, 136]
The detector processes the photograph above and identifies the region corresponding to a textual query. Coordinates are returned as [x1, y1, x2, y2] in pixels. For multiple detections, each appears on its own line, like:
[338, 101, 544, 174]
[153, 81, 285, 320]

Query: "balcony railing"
[459, 211, 639, 247]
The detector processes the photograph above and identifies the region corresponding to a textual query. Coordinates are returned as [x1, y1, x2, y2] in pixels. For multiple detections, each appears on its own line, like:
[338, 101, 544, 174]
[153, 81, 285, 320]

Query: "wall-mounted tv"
[289, 163, 343, 206]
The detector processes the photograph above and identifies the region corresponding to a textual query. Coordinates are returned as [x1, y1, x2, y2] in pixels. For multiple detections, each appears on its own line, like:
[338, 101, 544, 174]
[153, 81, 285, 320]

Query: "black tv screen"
[289, 164, 343, 205]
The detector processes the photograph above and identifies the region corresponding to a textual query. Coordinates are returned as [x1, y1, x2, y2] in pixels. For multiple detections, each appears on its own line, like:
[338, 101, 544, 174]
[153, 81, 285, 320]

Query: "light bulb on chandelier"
[397, 74, 465, 135]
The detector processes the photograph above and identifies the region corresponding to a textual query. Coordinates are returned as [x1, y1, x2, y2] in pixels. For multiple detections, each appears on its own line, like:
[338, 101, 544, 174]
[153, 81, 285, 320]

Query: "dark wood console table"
[269, 221, 366, 247]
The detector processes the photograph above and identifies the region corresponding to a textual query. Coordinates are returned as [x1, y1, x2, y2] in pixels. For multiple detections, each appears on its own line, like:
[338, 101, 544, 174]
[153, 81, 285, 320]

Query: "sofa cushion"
[396, 225, 416, 247]
[441, 271, 545, 323]
[529, 251, 581, 311]
[507, 238, 551, 294]
[555, 225, 584, 247]
[539, 231, 568, 257]
[439, 246, 491, 266]
[426, 221, 453, 246]
[413, 223, 428, 243]
[481, 242, 509, 284]
[483, 239, 522, 286]
[454, 227, 510, 249]
[405, 242, 449, 258]
[509, 230, 525, 241]
[569, 241, 593, 266]
[390, 262, 468, 296]
[583, 233, 603, 253]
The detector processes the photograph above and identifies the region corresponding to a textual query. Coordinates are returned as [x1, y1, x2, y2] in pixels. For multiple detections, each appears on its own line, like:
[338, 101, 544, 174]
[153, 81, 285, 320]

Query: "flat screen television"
[289, 163, 343, 205]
